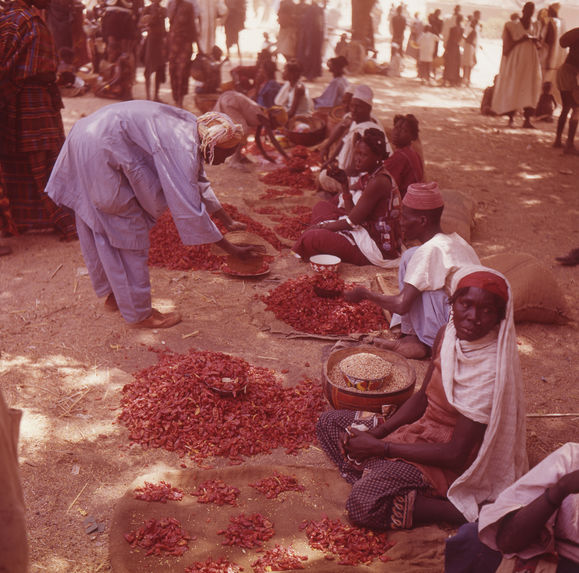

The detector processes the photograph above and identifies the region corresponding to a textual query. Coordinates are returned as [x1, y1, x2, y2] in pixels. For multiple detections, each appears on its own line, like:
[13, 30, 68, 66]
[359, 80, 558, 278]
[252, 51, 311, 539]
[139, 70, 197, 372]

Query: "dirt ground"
[0, 63, 578, 572]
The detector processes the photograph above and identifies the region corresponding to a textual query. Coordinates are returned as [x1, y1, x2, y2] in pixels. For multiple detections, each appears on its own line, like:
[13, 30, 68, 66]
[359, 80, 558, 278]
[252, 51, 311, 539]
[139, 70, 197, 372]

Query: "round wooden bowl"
[322, 346, 416, 413]
[286, 115, 327, 147]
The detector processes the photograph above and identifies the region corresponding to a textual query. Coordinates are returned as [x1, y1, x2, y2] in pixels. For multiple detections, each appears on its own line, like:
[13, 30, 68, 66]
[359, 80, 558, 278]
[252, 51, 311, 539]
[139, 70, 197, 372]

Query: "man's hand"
[229, 244, 264, 260]
[343, 286, 370, 303]
[227, 220, 247, 231]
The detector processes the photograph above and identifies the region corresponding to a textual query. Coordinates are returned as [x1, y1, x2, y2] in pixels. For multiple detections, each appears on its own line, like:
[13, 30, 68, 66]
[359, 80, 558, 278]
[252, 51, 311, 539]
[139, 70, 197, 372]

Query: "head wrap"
[456, 271, 509, 303]
[352, 85, 373, 107]
[403, 182, 444, 210]
[441, 265, 527, 522]
[197, 112, 243, 164]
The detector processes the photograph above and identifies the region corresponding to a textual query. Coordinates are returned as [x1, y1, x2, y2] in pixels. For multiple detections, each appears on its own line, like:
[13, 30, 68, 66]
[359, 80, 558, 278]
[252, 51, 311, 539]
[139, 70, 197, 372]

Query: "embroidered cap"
[402, 182, 444, 210]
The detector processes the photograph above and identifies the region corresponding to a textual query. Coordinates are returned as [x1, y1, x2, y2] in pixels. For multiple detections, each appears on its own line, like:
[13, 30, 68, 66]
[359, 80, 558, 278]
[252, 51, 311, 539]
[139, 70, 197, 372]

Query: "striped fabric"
[0, 1, 75, 238]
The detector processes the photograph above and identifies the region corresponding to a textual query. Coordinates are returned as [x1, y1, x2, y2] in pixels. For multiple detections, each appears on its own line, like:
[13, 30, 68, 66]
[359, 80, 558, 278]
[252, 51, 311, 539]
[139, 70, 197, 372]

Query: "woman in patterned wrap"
[316, 265, 527, 530]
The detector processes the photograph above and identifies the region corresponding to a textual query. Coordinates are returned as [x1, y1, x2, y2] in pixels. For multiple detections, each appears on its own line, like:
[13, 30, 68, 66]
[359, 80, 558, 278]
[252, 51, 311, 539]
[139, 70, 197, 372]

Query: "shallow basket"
[286, 115, 327, 147]
[322, 346, 416, 413]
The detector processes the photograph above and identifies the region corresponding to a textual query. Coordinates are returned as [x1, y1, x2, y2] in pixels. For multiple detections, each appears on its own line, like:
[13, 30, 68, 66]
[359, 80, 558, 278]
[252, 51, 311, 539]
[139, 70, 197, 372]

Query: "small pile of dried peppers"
[124, 517, 191, 557]
[190, 479, 240, 506]
[260, 274, 388, 335]
[251, 545, 308, 572]
[133, 481, 184, 503]
[217, 513, 275, 549]
[249, 472, 305, 499]
[300, 516, 393, 566]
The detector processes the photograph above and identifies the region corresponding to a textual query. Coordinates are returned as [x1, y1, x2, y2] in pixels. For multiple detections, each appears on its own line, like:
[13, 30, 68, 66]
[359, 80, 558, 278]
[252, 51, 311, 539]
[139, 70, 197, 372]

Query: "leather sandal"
[132, 308, 182, 329]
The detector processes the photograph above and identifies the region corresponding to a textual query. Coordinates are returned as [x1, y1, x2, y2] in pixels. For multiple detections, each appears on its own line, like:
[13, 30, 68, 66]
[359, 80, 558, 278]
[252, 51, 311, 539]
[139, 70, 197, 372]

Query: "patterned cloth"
[316, 410, 429, 530]
[0, 0, 76, 238]
[168, 0, 195, 103]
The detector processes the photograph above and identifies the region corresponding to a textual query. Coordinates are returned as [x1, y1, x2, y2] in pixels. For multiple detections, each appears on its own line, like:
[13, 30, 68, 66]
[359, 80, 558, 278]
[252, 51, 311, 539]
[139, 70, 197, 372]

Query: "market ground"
[0, 60, 578, 571]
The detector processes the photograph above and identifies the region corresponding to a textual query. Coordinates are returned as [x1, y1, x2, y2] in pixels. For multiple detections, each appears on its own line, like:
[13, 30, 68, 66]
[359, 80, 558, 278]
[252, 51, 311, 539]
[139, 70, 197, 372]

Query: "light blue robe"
[46, 100, 225, 322]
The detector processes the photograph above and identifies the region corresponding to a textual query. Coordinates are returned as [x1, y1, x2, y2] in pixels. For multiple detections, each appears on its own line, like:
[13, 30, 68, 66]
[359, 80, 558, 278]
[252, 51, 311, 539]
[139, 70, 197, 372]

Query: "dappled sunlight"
[517, 337, 536, 357]
[520, 199, 543, 207]
[520, 173, 543, 180]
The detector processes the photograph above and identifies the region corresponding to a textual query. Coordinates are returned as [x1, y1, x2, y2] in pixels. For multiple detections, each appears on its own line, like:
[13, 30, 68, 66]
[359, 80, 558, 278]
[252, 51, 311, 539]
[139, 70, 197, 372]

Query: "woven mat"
[109, 465, 447, 572]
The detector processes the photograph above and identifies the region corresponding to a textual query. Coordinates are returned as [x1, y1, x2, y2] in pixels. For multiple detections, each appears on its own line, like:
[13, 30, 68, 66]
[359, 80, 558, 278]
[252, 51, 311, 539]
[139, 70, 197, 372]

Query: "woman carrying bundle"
[317, 265, 527, 530]
[293, 128, 402, 266]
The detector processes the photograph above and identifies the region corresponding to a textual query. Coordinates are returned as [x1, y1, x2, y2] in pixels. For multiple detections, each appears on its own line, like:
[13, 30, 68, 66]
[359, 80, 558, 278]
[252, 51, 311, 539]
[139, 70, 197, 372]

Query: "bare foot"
[372, 335, 430, 359]
[104, 292, 119, 312]
[553, 139, 563, 148]
[563, 145, 579, 156]
[132, 308, 182, 329]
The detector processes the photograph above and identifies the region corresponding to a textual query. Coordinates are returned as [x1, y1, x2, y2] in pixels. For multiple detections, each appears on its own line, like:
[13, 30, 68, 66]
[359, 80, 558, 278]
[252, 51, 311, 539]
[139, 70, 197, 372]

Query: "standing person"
[101, 0, 138, 100]
[391, 5, 406, 57]
[224, 0, 246, 62]
[554, 27, 579, 154]
[491, 2, 542, 128]
[344, 182, 480, 359]
[406, 12, 423, 62]
[167, 0, 196, 107]
[45, 104, 260, 329]
[197, 0, 225, 55]
[139, 0, 167, 102]
[462, 10, 481, 87]
[417, 25, 437, 83]
[542, 4, 565, 89]
[442, 14, 463, 87]
[351, 0, 375, 54]
[276, 0, 297, 62]
[319, 265, 527, 530]
[0, 0, 77, 242]
[45, 0, 73, 55]
[296, 0, 324, 81]
[428, 7, 443, 78]
[0, 390, 28, 572]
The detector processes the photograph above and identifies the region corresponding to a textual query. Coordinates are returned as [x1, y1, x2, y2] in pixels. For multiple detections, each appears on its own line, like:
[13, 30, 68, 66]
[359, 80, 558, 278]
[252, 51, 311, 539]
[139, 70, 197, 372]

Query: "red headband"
[457, 271, 509, 302]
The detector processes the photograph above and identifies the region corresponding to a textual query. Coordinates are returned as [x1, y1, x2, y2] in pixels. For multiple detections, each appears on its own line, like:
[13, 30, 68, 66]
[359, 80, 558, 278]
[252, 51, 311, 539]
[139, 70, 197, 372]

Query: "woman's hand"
[312, 220, 341, 232]
[343, 286, 370, 303]
[343, 427, 388, 461]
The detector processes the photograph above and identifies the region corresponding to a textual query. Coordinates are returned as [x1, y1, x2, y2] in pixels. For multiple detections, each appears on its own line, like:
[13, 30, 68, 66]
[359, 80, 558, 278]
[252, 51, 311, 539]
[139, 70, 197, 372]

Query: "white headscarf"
[197, 112, 243, 164]
[441, 265, 528, 522]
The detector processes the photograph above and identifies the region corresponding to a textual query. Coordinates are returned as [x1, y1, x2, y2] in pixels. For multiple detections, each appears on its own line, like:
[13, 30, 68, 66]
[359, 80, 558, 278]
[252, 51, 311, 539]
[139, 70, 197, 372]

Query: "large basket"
[286, 115, 327, 147]
[322, 345, 416, 413]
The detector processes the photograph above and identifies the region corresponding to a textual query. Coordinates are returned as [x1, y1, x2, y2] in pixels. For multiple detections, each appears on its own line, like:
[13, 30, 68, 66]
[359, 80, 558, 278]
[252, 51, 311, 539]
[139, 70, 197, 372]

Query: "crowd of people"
[0, 0, 578, 571]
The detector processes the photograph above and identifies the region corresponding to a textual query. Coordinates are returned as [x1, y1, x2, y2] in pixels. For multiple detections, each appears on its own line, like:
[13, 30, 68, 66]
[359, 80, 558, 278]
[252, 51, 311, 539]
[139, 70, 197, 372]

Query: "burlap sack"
[440, 189, 475, 244]
[482, 253, 570, 324]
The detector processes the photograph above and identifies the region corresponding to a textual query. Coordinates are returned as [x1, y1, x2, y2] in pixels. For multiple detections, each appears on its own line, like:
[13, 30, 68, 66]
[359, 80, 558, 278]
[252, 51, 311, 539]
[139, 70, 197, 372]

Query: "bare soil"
[0, 67, 577, 572]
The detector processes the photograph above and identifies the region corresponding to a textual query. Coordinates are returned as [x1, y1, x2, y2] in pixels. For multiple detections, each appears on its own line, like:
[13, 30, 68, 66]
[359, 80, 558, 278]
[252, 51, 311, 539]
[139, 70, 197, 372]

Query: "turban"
[197, 112, 243, 163]
[402, 182, 444, 210]
[352, 85, 373, 107]
[456, 271, 509, 302]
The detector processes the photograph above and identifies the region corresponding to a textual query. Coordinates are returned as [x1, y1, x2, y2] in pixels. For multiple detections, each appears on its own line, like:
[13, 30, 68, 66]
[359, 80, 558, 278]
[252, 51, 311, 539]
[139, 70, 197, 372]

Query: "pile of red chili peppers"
[124, 517, 191, 557]
[249, 472, 305, 499]
[133, 481, 184, 503]
[190, 479, 240, 506]
[260, 274, 388, 335]
[217, 513, 275, 549]
[118, 350, 326, 462]
[259, 146, 317, 190]
[148, 204, 282, 271]
[254, 205, 312, 241]
[251, 544, 308, 572]
[300, 517, 393, 566]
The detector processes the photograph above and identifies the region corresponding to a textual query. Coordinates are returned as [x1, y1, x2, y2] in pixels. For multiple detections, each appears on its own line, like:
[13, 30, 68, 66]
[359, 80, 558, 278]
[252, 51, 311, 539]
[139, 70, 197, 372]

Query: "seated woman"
[384, 113, 424, 197]
[313, 56, 349, 110]
[316, 265, 527, 530]
[94, 39, 133, 100]
[293, 128, 402, 266]
[274, 60, 313, 117]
